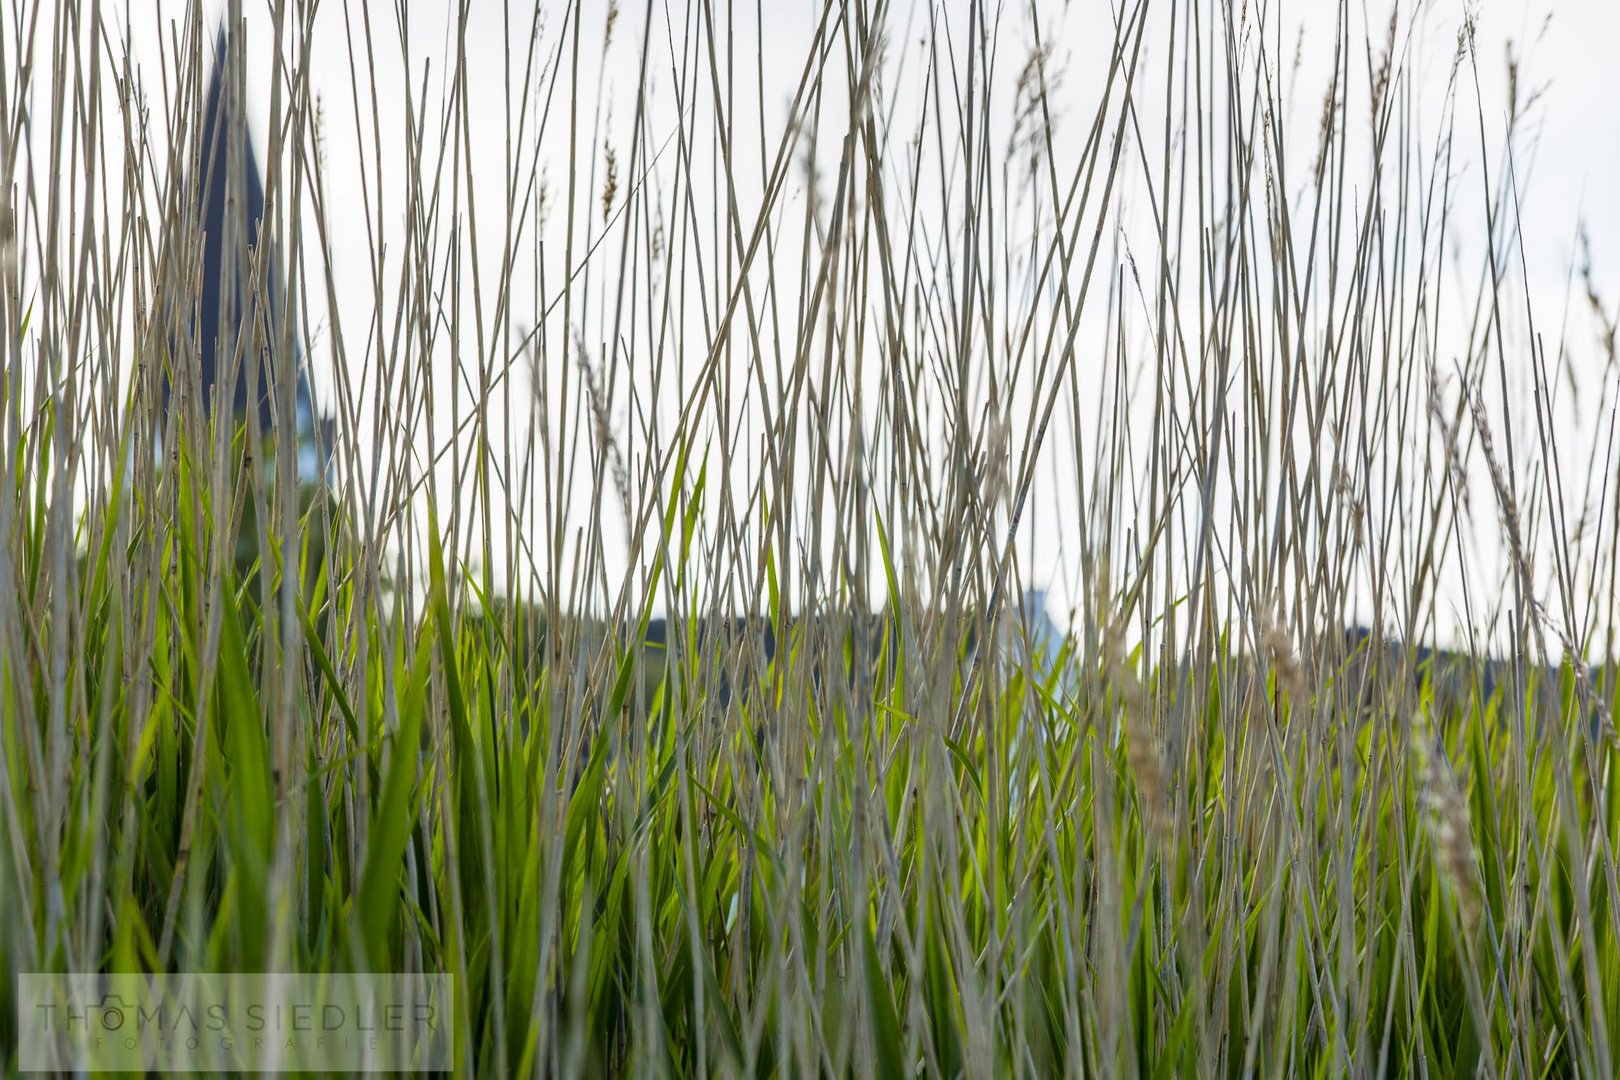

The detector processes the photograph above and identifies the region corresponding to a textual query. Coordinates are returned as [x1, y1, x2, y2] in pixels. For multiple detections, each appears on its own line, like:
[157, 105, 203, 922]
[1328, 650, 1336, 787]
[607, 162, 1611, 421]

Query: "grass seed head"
[1106, 614, 1165, 840]
[1260, 602, 1305, 700]
[1125, 709, 1168, 840]
[601, 141, 619, 224]
[1415, 735, 1481, 932]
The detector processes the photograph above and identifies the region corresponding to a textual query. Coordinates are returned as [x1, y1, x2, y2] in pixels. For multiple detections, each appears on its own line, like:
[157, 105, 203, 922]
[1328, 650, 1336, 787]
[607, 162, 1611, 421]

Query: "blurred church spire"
[165, 23, 330, 483]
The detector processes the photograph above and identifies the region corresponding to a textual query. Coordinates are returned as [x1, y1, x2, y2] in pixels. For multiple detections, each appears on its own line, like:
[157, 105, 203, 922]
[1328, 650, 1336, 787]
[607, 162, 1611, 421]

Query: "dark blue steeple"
[169, 25, 329, 477]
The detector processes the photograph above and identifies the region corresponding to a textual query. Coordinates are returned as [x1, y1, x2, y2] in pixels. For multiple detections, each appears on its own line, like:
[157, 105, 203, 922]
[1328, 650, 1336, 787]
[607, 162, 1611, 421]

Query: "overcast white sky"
[15, 0, 1620, 646]
[163, 0, 1619, 355]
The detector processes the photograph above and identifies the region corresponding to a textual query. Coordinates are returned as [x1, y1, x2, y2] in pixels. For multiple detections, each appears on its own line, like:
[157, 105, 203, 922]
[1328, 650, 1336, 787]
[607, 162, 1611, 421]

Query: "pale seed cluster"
[1416, 737, 1481, 932]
